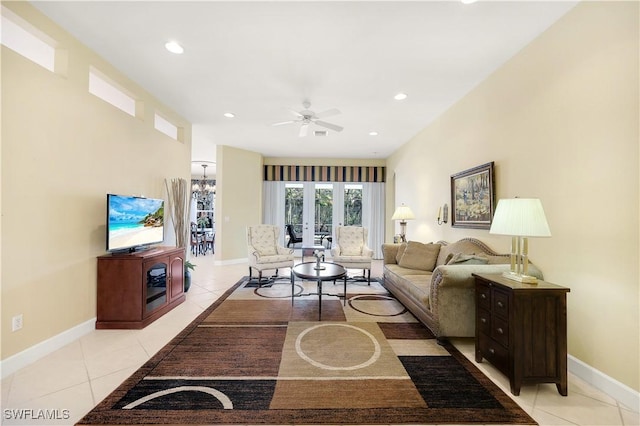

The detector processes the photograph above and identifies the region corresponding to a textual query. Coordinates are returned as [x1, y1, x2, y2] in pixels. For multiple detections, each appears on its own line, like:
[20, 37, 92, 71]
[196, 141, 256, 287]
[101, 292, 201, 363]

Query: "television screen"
[106, 194, 165, 252]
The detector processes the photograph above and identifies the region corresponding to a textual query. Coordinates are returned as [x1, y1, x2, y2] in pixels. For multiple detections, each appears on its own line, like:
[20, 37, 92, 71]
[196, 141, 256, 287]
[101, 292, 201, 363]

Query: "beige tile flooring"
[1, 255, 638, 425]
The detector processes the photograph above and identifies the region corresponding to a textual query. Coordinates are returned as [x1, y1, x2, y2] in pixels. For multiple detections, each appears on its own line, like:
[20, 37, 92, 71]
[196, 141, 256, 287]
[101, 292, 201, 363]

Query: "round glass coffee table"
[291, 262, 347, 320]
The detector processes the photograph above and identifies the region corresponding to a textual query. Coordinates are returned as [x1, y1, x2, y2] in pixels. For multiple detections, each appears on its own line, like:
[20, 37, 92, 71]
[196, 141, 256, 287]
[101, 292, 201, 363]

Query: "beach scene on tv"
[108, 195, 164, 251]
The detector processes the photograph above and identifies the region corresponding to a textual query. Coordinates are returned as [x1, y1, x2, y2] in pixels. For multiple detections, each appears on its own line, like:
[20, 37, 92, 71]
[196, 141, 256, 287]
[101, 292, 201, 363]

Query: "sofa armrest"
[428, 264, 517, 337]
[330, 245, 341, 257]
[382, 243, 400, 265]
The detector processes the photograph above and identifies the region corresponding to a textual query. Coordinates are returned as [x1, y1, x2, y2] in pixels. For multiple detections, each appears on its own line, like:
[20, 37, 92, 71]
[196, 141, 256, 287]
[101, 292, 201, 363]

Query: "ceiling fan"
[272, 100, 343, 137]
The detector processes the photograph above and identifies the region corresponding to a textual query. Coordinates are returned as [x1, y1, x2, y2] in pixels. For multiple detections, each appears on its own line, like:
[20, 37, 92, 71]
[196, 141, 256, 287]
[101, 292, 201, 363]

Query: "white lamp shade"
[490, 198, 551, 237]
[392, 204, 415, 221]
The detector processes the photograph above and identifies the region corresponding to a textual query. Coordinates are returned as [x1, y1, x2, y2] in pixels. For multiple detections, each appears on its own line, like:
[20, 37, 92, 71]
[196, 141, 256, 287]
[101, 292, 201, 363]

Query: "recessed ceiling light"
[394, 92, 408, 101]
[369, 131, 379, 136]
[223, 112, 235, 118]
[461, 0, 478, 4]
[165, 41, 184, 54]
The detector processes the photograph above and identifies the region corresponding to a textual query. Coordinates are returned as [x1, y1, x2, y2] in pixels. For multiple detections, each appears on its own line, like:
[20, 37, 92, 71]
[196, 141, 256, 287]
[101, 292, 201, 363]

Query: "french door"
[285, 182, 363, 247]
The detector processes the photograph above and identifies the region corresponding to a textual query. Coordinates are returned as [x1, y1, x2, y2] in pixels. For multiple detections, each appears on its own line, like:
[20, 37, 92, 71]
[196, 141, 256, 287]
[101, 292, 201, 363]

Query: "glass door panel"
[145, 261, 167, 314]
[344, 184, 363, 226]
[285, 183, 304, 247]
[314, 183, 333, 247]
[283, 182, 363, 249]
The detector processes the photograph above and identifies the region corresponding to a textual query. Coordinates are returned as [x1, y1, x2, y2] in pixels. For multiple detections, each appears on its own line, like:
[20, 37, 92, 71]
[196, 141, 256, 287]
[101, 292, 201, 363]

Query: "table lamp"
[489, 198, 551, 283]
[391, 203, 415, 243]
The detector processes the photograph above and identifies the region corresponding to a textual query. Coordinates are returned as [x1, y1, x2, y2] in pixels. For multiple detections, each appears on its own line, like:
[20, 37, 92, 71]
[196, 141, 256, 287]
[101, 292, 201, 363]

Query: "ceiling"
[31, 1, 578, 178]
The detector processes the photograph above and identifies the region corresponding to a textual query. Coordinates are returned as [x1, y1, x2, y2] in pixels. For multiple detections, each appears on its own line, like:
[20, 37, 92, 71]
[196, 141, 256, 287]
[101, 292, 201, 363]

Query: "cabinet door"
[169, 254, 184, 300]
[144, 259, 168, 315]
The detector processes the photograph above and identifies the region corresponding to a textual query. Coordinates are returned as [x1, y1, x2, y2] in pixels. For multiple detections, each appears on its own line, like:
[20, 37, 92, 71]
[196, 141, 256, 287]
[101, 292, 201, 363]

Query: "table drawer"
[478, 334, 509, 374]
[492, 289, 510, 319]
[476, 282, 491, 310]
[477, 307, 491, 336]
[492, 316, 509, 347]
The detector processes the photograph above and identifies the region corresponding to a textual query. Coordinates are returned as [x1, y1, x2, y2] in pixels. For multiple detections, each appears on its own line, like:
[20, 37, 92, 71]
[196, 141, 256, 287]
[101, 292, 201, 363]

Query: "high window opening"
[1, 8, 56, 72]
[154, 113, 179, 140]
[89, 67, 136, 116]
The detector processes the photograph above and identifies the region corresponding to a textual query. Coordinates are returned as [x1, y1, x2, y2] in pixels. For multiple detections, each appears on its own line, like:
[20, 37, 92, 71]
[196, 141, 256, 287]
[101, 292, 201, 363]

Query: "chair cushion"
[398, 241, 441, 272]
[338, 227, 365, 255]
[250, 226, 277, 256]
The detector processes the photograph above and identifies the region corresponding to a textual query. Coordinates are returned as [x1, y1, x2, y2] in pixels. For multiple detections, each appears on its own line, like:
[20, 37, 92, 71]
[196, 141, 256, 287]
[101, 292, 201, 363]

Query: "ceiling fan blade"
[299, 123, 309, 137]
[315, 120, 343, 132]
[315, 108, 341, 119]
[289, 109, 304, 118]
[272, 120, 296, 127]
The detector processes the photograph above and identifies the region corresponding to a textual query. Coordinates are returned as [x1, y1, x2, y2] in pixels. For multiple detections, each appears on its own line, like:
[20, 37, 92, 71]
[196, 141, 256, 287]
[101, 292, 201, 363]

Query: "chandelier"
[192, 164, 216, 202]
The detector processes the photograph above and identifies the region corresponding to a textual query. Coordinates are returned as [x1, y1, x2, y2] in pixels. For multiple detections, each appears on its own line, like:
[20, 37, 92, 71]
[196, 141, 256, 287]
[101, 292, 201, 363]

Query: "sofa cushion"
[398, 241, 441, 272]
[397, 274, 431, 309]
[385, 263, 432, 279]
[395, 242, 407, 264]
[446, 252, 490, 265]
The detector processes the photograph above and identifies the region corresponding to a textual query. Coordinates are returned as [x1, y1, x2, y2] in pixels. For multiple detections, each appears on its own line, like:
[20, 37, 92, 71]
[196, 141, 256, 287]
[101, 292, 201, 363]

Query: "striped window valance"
[264, 165, 385, 182]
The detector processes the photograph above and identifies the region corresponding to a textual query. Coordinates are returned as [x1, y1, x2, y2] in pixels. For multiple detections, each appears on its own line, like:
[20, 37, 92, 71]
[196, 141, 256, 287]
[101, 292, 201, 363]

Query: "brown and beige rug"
[77, 277, 536, 425]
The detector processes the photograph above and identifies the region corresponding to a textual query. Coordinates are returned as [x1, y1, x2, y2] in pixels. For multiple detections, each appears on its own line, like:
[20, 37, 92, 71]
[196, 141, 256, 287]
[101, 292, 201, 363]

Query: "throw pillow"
[446, 252, 489, 265]
[395, 242, 407, 264]
[398, 241, 441, 271]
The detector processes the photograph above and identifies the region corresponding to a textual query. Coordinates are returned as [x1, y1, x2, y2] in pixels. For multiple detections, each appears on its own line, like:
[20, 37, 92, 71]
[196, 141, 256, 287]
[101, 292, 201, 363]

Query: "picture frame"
[450, 162, 495, 229]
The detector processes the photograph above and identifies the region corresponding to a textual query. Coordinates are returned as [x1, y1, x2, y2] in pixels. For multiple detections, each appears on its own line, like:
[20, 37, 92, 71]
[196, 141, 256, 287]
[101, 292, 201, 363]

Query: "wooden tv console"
[96, 246, 185, 329]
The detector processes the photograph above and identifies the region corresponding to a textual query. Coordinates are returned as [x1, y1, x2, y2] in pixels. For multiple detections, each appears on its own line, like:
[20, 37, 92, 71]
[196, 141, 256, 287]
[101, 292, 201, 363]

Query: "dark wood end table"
[473, 273, 570, 396]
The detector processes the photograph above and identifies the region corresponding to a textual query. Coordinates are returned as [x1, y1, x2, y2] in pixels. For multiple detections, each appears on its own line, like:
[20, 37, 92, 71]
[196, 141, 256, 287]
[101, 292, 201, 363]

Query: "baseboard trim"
[568, 355, 639, 412]
[0, 318, 95, 379]
[214, 257, 248, 266]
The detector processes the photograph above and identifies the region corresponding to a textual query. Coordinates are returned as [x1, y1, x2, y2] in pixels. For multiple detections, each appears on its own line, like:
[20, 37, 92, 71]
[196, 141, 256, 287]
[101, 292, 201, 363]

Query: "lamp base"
[502, 271, 538, 284]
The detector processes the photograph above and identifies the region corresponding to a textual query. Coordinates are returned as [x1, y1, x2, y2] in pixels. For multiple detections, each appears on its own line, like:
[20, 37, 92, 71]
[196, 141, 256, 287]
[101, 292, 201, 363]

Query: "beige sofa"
[382, 238, 542, 343]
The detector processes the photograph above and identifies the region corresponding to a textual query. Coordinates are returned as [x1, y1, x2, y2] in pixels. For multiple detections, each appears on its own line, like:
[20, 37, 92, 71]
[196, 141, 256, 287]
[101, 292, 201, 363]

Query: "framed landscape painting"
[451, 162, 495, 229]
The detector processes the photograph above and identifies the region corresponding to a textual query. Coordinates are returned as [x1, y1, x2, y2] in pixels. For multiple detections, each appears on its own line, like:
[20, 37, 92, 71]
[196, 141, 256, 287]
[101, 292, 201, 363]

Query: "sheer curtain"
[262, 181, 286, 245]
[363, 182, 385, 259]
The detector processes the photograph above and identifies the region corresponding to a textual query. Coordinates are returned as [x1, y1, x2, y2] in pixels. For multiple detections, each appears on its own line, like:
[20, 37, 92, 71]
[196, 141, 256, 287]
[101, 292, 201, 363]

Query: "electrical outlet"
[12, 314, 23, 331]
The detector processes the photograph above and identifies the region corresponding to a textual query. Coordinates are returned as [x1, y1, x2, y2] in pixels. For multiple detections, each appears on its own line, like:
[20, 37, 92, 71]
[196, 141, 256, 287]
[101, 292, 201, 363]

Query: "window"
[344, 184, 363, 226]
[1, 7, 55, 72]
[88, 67, 136, 116]
[154, 113, 178, 140]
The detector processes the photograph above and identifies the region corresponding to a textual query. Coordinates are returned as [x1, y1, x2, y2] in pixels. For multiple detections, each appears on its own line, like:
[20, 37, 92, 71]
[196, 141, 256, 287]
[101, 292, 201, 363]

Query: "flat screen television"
[106, 194, 165, 253]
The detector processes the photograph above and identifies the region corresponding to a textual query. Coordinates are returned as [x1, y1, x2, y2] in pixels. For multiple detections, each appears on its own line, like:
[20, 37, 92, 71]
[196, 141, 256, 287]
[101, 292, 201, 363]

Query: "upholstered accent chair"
[330, 226, 373, 284]
[247, 225, 295, 285]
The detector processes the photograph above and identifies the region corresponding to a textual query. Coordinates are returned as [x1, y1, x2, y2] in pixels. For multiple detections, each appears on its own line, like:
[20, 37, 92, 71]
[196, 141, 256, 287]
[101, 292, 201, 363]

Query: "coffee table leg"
[343, 275, 347, 306]
[318, 280, 322, 321]
[291, 270, 294, 306]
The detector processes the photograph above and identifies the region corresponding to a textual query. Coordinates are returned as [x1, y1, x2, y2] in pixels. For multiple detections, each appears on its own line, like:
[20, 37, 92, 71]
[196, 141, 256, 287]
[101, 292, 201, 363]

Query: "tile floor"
[1, 255, 638, 425]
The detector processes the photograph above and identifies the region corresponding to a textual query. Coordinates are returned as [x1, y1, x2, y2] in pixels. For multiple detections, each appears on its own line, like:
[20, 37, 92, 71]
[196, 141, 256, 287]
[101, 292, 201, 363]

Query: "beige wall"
[1, 3, 191, 359]
[387, 1, 639, 391]
[215, 145, 263, 262]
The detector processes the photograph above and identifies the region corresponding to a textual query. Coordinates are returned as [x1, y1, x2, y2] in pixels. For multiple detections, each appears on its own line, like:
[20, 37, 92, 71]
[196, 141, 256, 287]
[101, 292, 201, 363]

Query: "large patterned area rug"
[78, 276, 536, 425]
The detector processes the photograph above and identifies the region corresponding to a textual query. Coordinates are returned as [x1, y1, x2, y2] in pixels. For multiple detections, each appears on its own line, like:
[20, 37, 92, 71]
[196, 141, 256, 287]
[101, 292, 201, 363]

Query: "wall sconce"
[437, 204, 448, 225]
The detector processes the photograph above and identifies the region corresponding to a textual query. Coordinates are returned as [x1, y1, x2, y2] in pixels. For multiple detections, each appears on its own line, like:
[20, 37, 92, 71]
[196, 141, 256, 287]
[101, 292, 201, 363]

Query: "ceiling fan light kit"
[272, 100, 343, 136]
